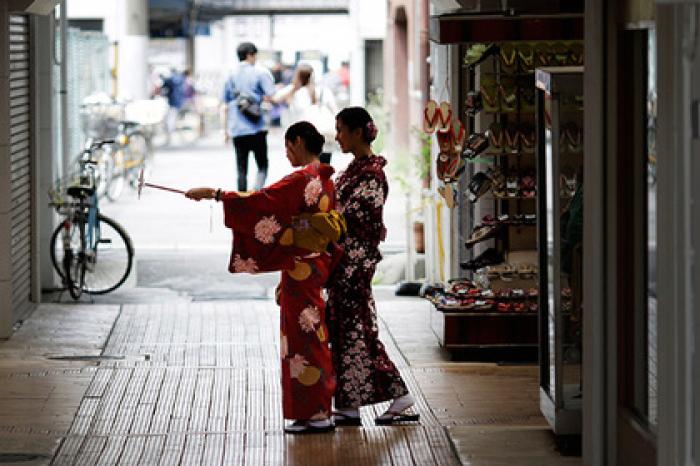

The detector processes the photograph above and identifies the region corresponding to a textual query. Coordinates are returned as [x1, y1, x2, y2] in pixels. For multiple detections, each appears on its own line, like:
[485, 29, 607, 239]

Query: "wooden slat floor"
[50, 302, 460, 466]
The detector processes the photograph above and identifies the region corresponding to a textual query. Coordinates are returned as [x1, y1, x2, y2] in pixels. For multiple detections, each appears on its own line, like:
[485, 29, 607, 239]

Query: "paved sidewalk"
[0, 296, 579, 465]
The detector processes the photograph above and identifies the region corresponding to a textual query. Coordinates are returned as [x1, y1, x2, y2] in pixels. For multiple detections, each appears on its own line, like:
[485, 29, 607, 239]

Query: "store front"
[0, 1, 56, 338]
[425, 0, 700, 463]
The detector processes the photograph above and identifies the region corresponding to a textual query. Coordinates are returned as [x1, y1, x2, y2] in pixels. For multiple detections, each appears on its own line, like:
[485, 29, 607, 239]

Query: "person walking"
[185, 122, 345, 434]
[223, 42, 275, 191]
[161, 68, 187, 145]
[274, 64, 337, 164]
[327, 107, 419, 426]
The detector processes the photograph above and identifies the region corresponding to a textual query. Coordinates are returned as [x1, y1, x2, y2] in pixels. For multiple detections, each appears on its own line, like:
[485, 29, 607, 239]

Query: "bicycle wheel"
[83, 214, 134, 294]
[50, 220, 85, 299]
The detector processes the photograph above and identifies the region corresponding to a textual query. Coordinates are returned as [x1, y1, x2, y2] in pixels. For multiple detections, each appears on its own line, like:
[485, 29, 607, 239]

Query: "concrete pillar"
[34, 13, 57, 294]
[116, 0, 148, 100]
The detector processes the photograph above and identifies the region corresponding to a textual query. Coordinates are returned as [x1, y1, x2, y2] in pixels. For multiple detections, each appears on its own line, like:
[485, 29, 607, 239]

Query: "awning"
[149, 0, 349, 37]
[429, 11, 583, 44]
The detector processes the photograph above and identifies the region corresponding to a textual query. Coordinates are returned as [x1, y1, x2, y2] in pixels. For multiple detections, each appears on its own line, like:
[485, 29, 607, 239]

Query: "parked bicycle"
[49, 140, 134, 299]
[105, 121, 153, 202]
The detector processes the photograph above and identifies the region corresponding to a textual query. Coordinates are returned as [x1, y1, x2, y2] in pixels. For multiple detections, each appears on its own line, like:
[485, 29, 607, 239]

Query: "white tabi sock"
[387, 393, 414, 414]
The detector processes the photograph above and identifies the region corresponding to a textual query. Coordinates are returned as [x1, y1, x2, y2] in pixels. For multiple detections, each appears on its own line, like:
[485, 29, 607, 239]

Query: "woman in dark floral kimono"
[327, 107, 419, 426]
[185, 122, 345, 434]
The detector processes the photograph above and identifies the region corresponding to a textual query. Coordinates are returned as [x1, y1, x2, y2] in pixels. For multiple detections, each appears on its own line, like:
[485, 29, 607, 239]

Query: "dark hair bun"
[336, 107, 377, 144]
[285, 121, 325, 155]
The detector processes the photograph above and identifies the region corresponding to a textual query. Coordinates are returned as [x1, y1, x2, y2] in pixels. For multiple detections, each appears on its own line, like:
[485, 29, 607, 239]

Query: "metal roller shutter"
[8, 14, 33, 322]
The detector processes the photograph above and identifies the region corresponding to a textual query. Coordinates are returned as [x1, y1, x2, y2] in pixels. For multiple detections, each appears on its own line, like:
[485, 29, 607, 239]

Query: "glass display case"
[535, 67, 583, 437]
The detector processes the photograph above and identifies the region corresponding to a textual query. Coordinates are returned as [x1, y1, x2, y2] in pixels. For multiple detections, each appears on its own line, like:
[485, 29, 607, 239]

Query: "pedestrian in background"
[161, 68, 187, 146]
[274, 63, 338, 164]
[223, 42, 275, 191]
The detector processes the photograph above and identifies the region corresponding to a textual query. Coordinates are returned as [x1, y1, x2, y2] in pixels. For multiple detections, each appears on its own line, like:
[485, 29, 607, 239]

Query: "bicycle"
[49, 140, 134, 299]
[105, 120, 153, 202]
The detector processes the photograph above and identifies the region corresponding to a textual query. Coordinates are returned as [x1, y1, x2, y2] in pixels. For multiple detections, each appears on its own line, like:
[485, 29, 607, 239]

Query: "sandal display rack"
[427, 39, 584, 361]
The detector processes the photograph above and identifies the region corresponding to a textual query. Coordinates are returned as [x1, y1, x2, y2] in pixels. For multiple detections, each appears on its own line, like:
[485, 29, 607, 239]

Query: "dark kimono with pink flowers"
[326, 155, 409, 408]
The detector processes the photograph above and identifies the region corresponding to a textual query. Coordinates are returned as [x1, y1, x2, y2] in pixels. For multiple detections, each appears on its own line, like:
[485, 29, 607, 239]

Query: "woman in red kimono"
[185, 121, 342, 434]
[327, 107, 419, 426]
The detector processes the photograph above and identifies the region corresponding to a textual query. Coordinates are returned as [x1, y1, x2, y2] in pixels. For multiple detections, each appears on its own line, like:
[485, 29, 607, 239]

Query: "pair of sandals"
[486, 263, 538, 281]
[425, 100, 467, 183]
[333, 409, 420, 427]
[482, 213, 536, 226]
[492, 173, 536, 198]
[487, 122, 535, 153]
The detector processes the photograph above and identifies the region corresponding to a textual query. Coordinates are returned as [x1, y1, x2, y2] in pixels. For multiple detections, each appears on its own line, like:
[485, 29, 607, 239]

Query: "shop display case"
[535, 67, 583, 437]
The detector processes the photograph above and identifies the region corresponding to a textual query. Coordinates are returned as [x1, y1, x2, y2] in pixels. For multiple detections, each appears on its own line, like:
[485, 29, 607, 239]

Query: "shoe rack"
[427, 39, 584, 360]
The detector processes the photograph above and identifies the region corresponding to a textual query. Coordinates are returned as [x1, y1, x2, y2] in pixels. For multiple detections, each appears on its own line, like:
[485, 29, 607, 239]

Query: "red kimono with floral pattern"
[326, 155, 409, 408]
[221, 163, 336, 421]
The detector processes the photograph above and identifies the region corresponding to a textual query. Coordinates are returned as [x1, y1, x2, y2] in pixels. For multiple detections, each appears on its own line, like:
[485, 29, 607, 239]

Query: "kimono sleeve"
[340, 169, 388, 244]
[220, 172, 304, 238]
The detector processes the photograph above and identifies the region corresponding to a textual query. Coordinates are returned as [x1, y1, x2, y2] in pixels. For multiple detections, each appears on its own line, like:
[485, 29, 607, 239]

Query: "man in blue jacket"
[223, 42, 276, 191]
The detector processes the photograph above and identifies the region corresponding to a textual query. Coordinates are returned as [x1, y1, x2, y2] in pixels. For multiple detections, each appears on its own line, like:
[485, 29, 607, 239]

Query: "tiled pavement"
[0, 297, 579, 465]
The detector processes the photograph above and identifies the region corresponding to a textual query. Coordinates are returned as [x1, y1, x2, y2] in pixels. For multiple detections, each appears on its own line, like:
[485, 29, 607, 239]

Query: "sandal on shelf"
[521, 173, 537, 198]
[473, 299, 495, 311]
[534, 42, 552, 67]
[465, 91, 483, 117]
[499, 78, 518, 113]
[437, 101, 453, 132]
[375, 409, 420, 425]
[497, 302, 513, 313]
[436, 128, 459, 182]
[563, 122, 583, 153]
[422, 99, 440, 134]
[481, 214, 497, 226]
[516, 263, 537, 279]
[518, 123, 536, 153]
[504, 123, 520, 153]
[512, 302, 527, 313]
[480, 77, 500, 113]
[499, 43, 518, 73]
[496, 288, 511, 299]
[506, 175, 520, 197]
[488, 122, 505, 153]
[552, 43, 570, 66]
[460, 248, 504, 271]
[466, 171, 493, 203]
[465, 223, 500, 248]
[488, 167, 506, 198]
[462, 131, 490, 159]
[464, 43, 499, 69]
[569, 42, 584, 66]
[500, 264, 518, 282]
[517, 42, 535, 70]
